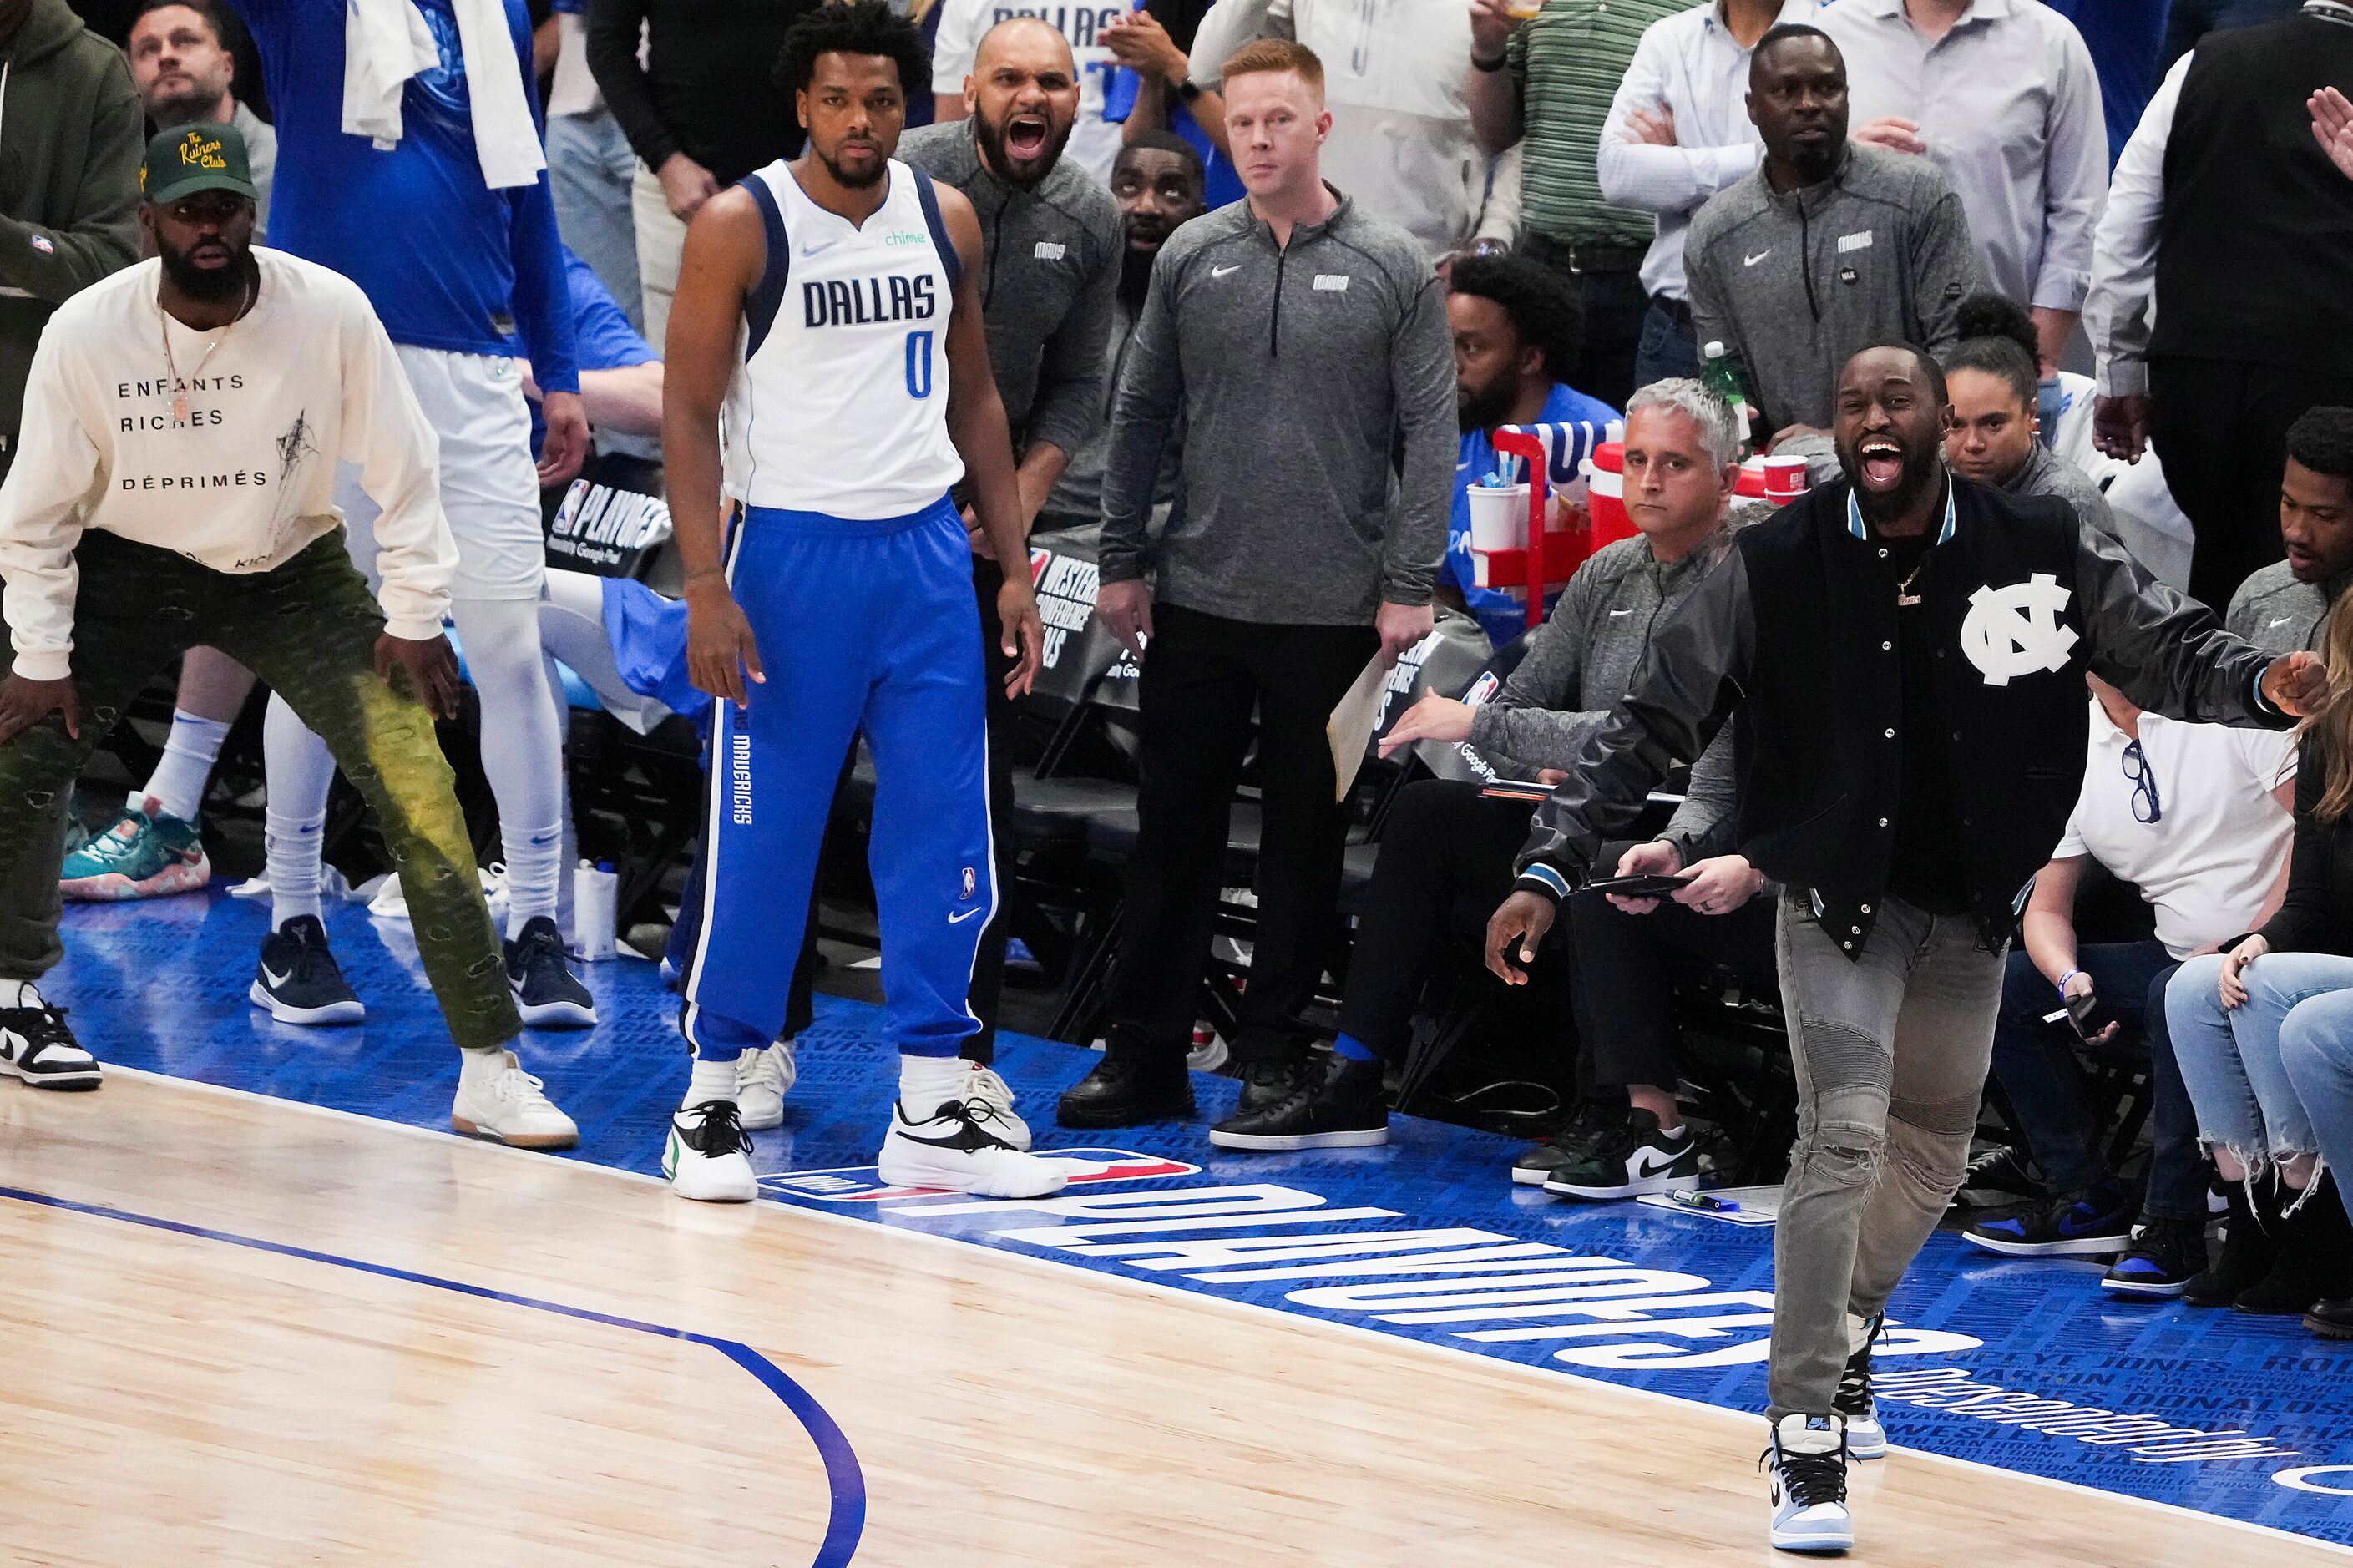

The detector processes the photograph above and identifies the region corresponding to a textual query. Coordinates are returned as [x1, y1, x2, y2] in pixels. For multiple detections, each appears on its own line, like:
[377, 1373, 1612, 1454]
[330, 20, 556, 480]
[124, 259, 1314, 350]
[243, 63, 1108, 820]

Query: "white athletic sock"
[449, 598, 566, 934]
[262, 694, 337, 928]
[898, 1054, 969, 1121]
[683, 1056, 738, 1110]
[458, 1045, 511, 1088]
[144, 710, 233, 822]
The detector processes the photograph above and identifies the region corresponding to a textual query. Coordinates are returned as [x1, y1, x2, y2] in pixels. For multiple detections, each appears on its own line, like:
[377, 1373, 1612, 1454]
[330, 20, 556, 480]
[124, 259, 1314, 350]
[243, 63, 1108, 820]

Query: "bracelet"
[682, 566, 726, 588]
[1471, 50, 1508, 72]
[2057, 968, 2082, 996]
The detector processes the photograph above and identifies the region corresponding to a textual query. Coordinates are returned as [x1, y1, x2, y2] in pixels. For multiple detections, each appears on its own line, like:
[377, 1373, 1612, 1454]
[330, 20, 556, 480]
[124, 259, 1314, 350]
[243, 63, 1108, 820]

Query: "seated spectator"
[2167, 594, 2353, 1317]
[1961, 672, 2291, 1299]
[1204, 379, 1742, 1156]
[126, 0, 274, 240]
[1037, 132, 1208, 536]
[2226, 407, 2353, 655]
[1529, 787, 1772, 1201]
[1940, 294, 2118, 538]
[1683, 25, 1978, 450]
[1445, 255, 1620, 650]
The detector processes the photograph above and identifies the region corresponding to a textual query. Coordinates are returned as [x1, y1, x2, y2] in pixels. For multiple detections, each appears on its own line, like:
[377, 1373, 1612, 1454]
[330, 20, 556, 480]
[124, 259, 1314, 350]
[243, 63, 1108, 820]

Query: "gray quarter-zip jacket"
[897, 122, 1123, 461]
[1099, 190, 1455, 625]
[1686, 144, 1979, 434]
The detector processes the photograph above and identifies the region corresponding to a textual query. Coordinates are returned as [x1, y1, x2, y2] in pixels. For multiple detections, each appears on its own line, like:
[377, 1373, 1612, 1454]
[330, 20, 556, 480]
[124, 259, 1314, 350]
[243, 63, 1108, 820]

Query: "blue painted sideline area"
[42, 888, 2353, 1550]
[0, 1181, 867, 1568]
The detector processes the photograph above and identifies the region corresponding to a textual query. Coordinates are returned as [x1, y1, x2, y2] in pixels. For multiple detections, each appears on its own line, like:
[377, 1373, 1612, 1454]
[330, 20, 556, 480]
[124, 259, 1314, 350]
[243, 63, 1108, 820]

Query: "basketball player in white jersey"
[656, 1, 1063, 1202]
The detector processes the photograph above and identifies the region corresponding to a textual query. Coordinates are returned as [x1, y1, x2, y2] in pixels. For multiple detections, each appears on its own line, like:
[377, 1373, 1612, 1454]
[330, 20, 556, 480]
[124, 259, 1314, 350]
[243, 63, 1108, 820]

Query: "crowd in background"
[6, 0, 2353, 1358]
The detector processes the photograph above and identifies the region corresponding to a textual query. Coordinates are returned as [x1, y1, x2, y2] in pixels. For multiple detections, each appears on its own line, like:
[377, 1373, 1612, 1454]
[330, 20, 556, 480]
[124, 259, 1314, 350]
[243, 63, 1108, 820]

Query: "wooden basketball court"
[3, 1068, 2339, 1565]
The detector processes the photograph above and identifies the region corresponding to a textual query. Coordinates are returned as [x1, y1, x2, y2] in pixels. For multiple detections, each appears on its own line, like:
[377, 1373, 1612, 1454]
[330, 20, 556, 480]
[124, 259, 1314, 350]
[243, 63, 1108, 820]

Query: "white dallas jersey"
[722, 159, 966, 519]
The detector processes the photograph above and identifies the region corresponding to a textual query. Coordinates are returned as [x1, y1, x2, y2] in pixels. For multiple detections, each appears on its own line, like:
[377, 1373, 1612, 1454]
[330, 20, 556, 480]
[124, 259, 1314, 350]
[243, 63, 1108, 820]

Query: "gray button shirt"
[1816, 0, 2108, 314]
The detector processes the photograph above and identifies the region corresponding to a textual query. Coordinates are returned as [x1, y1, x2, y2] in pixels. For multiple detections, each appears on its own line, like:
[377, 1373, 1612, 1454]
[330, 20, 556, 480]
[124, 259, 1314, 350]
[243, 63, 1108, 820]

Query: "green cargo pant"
[0, 526, 522, 1053]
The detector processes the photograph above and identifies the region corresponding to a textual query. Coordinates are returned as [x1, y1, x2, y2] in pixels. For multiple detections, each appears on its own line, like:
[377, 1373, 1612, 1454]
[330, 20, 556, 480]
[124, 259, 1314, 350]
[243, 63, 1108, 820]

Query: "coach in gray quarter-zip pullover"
[1683, 25, 1977, 440]
[1097, 184, 1455, 625]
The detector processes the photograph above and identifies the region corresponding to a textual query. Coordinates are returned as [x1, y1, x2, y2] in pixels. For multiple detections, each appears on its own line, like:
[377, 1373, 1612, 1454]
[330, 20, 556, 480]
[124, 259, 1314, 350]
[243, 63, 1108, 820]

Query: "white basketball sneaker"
[665, 1100, 759, 1202]
[736, 1040, 797, 1131]
[1763, 1413, 1853, 1554]
[878, 1097, 1066, 1197]
[450, 1050, 579, 1150]
[962, 1062, 1031, 1151]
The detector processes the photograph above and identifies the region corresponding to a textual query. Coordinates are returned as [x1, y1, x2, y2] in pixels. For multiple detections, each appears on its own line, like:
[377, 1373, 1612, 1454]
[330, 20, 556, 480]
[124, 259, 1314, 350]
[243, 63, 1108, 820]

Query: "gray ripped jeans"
[1769, 890, 2005, 1419]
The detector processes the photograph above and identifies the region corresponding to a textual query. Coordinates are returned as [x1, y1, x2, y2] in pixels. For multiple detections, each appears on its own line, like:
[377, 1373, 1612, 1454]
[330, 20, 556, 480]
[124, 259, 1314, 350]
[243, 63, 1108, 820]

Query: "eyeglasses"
[2123, 739, 2162, 824]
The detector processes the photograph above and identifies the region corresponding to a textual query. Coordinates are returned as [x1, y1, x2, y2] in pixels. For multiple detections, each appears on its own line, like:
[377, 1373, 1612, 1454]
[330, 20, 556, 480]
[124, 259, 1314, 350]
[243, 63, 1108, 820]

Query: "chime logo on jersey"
[762, 1148, 1201, 1201]
[802, 272, 938, 329]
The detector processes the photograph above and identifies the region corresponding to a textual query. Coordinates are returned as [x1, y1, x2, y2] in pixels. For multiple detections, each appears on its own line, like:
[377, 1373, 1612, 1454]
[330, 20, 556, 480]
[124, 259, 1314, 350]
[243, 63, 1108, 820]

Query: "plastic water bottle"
[574, 860, 618, 961]
[1701, 341, 1758, 459]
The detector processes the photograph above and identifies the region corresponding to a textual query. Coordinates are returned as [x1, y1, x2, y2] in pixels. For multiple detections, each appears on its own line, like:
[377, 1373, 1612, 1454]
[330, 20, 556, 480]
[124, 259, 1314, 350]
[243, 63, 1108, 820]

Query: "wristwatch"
[1176, 78, 1202, 102]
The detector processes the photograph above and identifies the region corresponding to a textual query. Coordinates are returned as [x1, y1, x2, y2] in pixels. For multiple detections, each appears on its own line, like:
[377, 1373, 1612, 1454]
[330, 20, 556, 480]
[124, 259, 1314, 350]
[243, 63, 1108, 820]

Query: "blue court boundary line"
[0, 1182, 866, 1568]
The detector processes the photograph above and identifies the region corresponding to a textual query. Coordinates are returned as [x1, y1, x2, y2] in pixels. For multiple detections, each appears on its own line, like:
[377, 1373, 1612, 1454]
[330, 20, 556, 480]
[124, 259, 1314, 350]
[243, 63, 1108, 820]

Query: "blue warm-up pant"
[679, 496, 996, 1061]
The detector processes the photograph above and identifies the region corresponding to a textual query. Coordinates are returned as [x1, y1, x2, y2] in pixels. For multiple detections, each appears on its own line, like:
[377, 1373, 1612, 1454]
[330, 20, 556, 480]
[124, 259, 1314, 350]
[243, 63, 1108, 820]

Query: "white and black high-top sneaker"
[665, 1100, 758, 1202]
[1763, 1413, 1853, 1553]
[504, 915, 596, 1029]
[1837, 1312, 1888, 1460]
[0, 989, 101, 1090]
[250, 914, 366, 1025]
[878, 1096, 1067, 1197]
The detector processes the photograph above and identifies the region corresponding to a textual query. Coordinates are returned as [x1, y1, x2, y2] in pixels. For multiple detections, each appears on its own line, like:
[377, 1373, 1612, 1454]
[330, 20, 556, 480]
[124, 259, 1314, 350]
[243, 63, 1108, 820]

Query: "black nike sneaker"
[504, 915, 596, 1028]
[1541, 1107, 1701, 1201]
[1209, 1055, 1388, 1151]
[250, 914, 365, 1025]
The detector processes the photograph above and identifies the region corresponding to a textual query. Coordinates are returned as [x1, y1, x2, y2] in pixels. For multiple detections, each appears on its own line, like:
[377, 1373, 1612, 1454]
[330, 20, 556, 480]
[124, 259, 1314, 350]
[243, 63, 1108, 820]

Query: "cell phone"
[1479, 780, 1553, 802]
[2065, 989, 2120, 1041]
[1585, 873, 1695, 899]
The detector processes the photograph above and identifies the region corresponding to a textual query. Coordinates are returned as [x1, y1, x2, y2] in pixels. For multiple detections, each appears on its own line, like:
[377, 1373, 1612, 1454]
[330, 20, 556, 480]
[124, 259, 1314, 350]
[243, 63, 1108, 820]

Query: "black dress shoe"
[1056, 1055, 1195, 1129]
[1211, 1056, 1388, 1151]
[2185, 1179, 2280, 1307]
[2305, 1297, 2353, 1339]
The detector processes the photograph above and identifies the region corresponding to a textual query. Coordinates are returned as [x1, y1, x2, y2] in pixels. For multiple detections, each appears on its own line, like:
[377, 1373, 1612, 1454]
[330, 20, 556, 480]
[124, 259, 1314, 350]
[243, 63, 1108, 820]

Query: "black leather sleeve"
[1511, 548, 1758, 899]
[2075, 521, 2291, 730]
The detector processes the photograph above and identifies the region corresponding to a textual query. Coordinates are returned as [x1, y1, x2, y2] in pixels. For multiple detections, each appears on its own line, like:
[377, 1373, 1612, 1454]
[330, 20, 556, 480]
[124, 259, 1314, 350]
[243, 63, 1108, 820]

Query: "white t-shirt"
[2053, 698, 2296, 960]
[0, 250, 454, 681]
[929, 0, 1129, 185]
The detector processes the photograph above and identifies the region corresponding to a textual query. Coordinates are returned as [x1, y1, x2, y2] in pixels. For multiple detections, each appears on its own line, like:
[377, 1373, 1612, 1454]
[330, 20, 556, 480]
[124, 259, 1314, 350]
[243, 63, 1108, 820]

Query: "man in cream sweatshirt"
[0, 122, 577, 1150]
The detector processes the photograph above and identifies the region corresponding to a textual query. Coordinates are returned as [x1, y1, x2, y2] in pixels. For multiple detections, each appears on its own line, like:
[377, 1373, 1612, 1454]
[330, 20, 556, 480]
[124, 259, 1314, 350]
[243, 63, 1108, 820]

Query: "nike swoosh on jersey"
[2272, 615, 2295, 627]
[949, 907, 984, 924]
[1744, 250, 1772, 267]
[1211, 264, 1244, 278]
[802, 237, 839, 257]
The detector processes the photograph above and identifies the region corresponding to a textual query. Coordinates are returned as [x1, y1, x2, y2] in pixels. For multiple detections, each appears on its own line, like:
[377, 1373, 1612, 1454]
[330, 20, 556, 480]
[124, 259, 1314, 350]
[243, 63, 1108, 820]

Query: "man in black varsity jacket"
[1483, 343, 2328, 1555]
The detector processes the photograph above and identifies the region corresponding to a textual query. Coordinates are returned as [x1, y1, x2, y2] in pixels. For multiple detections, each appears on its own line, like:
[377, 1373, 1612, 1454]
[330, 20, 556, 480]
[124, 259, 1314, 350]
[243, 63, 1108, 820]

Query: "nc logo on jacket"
[1961, 574, 2077, 686]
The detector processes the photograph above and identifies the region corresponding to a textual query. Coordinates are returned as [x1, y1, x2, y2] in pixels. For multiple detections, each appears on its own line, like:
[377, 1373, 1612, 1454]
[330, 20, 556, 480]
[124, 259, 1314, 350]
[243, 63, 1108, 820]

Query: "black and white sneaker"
[0, 989, 101, 1090]
[1209, 1056, 1388, 1151]
[2103, 1216, 2208, 1298]
[1837, 1312, 1887, 1460]
[665, 1100, 757, 1202]
[1763, 1414, 1852, 1553]
[1542, 1108, 1701, 1200]
[250, 914, 366, 1025]
[878, 1097, 1068, 1196]
[1510, 1100, 1629, 1186]
[505, 915, 596, 1029]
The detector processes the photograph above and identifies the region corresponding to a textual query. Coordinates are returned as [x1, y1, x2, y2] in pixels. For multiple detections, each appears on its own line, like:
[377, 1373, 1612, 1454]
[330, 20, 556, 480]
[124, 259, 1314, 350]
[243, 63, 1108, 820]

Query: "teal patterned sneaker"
[58, 799, 210, 902]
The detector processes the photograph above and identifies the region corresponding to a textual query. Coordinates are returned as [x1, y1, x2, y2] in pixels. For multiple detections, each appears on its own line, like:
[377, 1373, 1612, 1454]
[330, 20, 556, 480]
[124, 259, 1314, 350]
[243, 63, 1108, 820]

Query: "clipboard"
[1328, 656, 1389, 802]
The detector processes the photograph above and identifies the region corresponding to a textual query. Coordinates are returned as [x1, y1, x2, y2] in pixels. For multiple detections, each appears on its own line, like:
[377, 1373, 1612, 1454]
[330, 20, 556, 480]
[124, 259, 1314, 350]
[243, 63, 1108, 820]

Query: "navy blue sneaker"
[2102, 1216, 2207, 1298]
[1962, 1180, 2133, 1257]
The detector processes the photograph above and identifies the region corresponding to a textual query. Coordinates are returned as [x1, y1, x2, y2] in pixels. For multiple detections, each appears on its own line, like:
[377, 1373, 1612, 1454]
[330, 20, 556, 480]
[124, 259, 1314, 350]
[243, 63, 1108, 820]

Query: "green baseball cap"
[143, 121, 259, 205]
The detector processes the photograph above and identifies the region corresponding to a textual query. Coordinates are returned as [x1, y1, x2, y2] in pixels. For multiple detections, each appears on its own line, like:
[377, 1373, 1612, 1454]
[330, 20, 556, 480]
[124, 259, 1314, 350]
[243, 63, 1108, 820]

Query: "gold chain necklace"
[158, 271, 256, 424]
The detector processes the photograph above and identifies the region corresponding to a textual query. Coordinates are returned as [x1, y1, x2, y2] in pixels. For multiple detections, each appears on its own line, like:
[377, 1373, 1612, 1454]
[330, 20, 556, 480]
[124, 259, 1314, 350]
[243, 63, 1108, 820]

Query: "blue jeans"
[1986, 942, 2207, 1221]
[2280, 992, 2353, 1227]
[547, 109, 644, 332]
[2166, 949, 2345, 1164]
[1634, 297, 1702, 390]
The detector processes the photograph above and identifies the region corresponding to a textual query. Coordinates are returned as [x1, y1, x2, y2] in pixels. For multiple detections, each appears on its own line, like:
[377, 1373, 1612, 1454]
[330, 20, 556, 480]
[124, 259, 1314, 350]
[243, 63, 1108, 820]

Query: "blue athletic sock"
[1333, 1033, 1378, 1062]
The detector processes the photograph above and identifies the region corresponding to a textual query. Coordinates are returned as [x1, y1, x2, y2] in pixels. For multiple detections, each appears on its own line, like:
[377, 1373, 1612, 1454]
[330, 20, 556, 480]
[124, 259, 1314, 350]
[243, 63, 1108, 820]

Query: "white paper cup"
[1467, 483, 1530, 552]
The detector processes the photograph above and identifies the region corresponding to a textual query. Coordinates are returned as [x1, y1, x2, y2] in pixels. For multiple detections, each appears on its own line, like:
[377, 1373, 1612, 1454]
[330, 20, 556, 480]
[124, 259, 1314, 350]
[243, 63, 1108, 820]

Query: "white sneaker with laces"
[962, 1062, 1030, 1151]
[736, 1041, 797, 1131]
[665, 1100, 758, 1202]
[1764, 1413, 1853, 1554]
[877, 1098, 1066, 1196]
[451, 1050, 579, 1150]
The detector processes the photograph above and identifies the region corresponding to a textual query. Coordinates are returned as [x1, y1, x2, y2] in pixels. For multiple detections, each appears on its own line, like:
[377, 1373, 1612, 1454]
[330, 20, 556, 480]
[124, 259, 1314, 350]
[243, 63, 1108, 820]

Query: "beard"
[974, 108, 1073, 188]
[1457, 376, 1517, 436]
[1119, 241, 1158, 311]
[817, 142, 888, 190]
[146, 83, 228, 127]
[159, 237, 256, 303]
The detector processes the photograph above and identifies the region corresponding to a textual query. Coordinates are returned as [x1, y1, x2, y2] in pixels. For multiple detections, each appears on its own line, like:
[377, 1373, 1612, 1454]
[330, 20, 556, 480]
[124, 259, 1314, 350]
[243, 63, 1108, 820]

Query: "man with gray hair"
[1210, 377, 1748, 1153]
